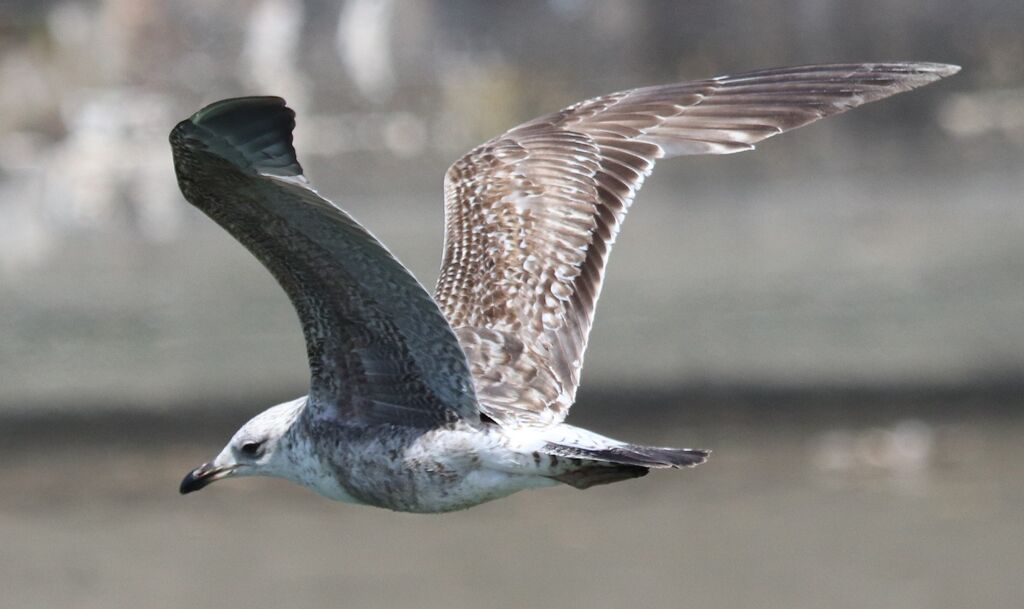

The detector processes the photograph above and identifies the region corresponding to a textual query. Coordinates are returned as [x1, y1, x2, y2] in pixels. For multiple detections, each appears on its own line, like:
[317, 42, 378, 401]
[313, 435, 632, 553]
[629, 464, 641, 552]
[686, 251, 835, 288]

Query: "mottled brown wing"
[171, 97, 478, 428]
[435, 63, 959, 426]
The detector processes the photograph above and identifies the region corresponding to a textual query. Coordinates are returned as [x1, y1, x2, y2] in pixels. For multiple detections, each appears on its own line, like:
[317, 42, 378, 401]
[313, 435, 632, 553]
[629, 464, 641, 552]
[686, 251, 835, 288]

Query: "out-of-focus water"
[0, 401, 1020, 609]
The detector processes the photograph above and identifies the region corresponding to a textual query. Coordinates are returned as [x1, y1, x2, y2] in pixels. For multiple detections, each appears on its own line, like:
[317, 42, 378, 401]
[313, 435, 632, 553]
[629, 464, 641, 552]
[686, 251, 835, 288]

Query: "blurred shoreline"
[3, 380, 1021, 452]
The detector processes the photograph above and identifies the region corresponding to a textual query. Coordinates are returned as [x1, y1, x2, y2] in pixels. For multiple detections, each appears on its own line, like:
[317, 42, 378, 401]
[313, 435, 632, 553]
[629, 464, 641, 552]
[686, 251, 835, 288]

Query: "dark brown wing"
[435, 63, 959, 426]
[171, 97, 478, 428]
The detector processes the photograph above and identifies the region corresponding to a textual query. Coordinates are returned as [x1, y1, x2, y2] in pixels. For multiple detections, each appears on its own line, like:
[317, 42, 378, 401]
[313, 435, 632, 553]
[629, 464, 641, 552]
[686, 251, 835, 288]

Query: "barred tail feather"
[531, 423, 708, 488]
[544, 444, 709, 490]
[544, 442, 709, 469]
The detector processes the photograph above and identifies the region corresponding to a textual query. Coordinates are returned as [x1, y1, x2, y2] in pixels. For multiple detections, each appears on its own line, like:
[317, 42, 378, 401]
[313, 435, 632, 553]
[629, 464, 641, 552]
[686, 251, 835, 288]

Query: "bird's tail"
[536, 424, 709, 489]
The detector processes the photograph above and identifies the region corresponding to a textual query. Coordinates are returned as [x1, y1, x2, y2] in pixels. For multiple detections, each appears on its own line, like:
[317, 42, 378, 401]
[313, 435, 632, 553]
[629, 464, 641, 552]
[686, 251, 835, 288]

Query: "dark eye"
[239, 441, 263, 457]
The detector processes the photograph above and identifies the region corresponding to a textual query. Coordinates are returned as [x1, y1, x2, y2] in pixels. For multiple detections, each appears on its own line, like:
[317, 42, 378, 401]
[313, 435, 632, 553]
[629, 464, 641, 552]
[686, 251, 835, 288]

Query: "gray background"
[0, 1, 1021, 608]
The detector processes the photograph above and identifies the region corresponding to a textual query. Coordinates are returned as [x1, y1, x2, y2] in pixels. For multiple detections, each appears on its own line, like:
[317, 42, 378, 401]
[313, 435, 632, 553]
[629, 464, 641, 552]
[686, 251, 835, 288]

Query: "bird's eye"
[239, 441, 263, 457]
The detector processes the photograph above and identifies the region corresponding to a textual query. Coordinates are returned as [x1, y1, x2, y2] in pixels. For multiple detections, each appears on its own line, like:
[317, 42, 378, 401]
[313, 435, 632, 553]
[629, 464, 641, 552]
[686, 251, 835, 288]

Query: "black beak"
[179, 462, 235, 494]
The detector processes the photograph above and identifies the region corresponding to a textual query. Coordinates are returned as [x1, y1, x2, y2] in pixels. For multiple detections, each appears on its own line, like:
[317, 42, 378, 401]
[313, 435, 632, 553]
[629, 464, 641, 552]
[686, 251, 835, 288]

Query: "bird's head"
[179, 397, 306, 494]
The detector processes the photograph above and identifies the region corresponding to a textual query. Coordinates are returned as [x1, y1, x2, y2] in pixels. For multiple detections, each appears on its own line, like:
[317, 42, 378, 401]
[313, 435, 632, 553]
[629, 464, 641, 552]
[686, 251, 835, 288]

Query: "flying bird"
[173, 62, 958, 512]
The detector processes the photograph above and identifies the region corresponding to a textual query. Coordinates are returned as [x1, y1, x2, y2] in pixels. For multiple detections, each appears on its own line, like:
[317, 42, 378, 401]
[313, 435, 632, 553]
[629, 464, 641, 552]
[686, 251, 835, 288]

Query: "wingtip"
[907, 62, 961, 79]
[174, 95, 303, 178]
[845, 62, 961, 91]
[849, 61, 960, 82]
[190, 96, 291, 127]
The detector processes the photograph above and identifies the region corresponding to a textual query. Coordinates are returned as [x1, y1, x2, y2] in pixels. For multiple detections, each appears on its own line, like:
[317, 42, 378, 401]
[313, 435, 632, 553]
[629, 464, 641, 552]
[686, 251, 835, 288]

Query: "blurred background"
[0, 1, 1021, 608]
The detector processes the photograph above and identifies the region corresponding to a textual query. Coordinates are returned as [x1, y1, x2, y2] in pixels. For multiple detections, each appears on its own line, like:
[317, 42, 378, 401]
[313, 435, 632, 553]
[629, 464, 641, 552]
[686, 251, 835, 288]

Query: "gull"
[174, 62, 958, 512]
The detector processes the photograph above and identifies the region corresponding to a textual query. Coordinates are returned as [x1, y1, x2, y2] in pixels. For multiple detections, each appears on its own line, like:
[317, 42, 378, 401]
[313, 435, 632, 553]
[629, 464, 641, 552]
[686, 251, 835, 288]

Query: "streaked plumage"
[174, 63, 958, 512]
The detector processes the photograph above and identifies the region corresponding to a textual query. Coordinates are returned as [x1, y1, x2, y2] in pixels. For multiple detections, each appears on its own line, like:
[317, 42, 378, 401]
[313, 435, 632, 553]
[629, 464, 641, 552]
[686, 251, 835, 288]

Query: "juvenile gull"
[173, 62, 958, 513]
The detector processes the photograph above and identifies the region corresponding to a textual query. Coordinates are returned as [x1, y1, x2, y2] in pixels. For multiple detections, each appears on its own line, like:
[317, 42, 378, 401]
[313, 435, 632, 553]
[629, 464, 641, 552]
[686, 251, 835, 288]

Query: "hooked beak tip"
[180, 462, 234, 495]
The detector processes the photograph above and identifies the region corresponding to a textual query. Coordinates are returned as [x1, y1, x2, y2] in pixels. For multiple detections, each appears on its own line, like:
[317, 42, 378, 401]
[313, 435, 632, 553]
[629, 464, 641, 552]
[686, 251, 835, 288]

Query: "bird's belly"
[338, 455, 556, 513]
[406, 467, 557, 513]
[331, 426, 556, 513]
